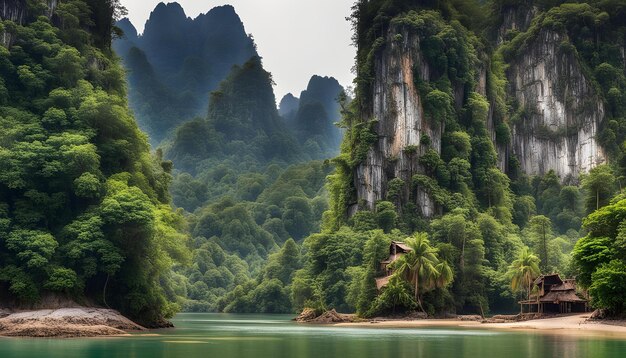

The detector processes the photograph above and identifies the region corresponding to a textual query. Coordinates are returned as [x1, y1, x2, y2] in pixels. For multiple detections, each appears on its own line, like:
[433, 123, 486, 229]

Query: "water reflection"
[0, 313, 625, 358]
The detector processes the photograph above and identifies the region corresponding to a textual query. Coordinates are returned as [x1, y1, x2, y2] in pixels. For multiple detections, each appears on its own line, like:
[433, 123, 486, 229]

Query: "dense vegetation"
[0, 0, 189, 326]
[108, 4, 349, 313]
[5, 0, 626, 323]
[171, 161, 330, 312]
[111, 0, 626, 317]
[286, 0, 626, 317]
[147, 41, 343, 311]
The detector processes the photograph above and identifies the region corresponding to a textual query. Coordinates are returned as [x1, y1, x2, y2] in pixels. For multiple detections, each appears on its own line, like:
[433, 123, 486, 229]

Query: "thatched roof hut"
[520, 274, 588, 314]
[376, 241, 412, 290]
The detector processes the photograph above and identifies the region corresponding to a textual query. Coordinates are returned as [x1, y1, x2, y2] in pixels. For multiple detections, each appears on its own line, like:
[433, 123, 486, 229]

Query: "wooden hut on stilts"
[519, 274, 588, 314]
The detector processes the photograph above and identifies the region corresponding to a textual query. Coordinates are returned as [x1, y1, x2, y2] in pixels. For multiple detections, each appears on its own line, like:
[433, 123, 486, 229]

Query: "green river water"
[1, 313, 625, 357]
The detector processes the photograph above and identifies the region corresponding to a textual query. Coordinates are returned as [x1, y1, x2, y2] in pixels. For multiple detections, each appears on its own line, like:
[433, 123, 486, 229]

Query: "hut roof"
[533, 274, 563, 286]
[550, 282, 576, 291]
[539, 290, 586, 303]
[391, 241, 412, 252]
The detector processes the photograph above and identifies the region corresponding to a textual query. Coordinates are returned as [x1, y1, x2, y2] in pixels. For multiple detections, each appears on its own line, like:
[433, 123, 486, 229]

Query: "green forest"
[1, 0, 626, 325]
[0, 0, 189, 326]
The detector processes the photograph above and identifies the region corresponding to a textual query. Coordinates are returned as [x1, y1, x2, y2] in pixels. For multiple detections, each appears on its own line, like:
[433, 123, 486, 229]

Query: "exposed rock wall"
[0, 0, 27, 23]
[354, 7, 608, 218]
[355, 26, 442, 217]
[46, 0, 56, 18]
[496, 0, 537, 44]
[507, 28, 606, 180]
[1, 0, 57, 46]
[480, 67, 509, 173]
[1, 0, 27, 46]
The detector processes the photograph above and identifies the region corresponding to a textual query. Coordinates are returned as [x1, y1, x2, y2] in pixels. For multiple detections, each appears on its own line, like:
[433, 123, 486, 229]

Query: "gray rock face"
[496, 1, 537, 44]
[0, 0, 57, 46]
[0, 0, 27, 23]
[507, 28, 606, 180]
[1, 0, 27, 46]
[353, 7, 608, 218]
[355, 26, 442, 217]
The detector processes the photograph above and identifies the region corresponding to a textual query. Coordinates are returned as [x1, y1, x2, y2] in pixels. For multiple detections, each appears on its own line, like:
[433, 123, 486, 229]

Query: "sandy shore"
[334, 314, 626, 338]
[0, 308, 145, 338]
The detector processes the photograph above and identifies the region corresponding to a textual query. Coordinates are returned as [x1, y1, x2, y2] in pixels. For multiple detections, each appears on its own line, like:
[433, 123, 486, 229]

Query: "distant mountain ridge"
[280, 76, 345, 158]
[113, 3, 257, 143]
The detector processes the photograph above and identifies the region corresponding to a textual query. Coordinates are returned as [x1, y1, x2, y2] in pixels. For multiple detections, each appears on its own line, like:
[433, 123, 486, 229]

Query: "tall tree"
[0, 1, 189, 325]
[527, 215, 553, 272]
[391, 233, 453, 312]
[581, 165, 617, 213]
[507, 248, 541, 311]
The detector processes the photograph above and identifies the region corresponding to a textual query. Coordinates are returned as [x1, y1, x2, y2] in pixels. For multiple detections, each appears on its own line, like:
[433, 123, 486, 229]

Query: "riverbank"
[332, 314, 626, 338]
[0, 308, 145, 338]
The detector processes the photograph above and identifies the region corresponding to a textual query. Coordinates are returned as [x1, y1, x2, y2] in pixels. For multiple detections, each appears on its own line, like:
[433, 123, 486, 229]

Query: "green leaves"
[61, 213, 124, 276]
[0, 265, 39, 301]
[573, 196, 626, 314]
[589, 260, 626, 315]
[73, 172, 102, 198]
[424, 89, 453, 123]
[6, 229, 58, 269]
[368, 275, 416, 315]
[282, 197, 314, 240]
[45, 47, 85, 87]
[45, 267, 80, 292]
[0, 2, 189, 325]
[507, 247, 540, 299]
[390, 233, 453, 312]
[100, 178, 154, 226]
[581, 165, 617, 214]
[375, 201, 398, 233]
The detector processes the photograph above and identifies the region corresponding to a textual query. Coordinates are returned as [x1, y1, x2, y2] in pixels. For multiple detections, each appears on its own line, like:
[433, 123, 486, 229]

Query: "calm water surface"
[1, 313, 625, 357]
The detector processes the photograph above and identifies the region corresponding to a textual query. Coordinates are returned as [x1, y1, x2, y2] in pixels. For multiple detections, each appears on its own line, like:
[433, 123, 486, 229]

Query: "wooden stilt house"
[375, 241, 412, 290]
[519, 274, 588, 314]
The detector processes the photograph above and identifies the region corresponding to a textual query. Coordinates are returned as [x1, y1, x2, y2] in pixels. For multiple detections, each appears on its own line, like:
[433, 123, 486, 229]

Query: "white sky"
[120, 0, 356, 99]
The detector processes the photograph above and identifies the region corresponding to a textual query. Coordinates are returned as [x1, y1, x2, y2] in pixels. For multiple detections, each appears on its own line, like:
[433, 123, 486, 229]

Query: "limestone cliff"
[113, 3, 257, 143]
[0, 0, 27, 25]
[495, 0, 537, 44]
[355, 25, 445, 217]
[505, 28, 606, 180]
[351, 2, 612, 219]
[0, 0, 57, 46]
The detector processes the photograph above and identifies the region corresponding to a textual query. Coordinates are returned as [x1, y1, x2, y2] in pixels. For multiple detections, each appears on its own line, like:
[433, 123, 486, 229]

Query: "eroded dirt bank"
[0, 308, 145, 338]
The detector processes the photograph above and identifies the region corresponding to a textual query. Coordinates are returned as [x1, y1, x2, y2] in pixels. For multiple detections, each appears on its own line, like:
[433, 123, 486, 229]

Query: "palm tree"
[391, 233, 453, 312]
[507, 248, 541, 312]
[379, 276, 416, 314]
[433, 261, 454, 289]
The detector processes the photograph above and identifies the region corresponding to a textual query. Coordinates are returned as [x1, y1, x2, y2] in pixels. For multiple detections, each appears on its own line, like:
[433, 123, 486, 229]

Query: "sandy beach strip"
[334, 314, 626, 338]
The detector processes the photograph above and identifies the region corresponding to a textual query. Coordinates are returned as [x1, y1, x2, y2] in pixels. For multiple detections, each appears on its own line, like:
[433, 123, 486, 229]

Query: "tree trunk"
[415, 273, 418, 302]
[103, 273, 110, 309]
[415, 272, 425, 313]
[542, 224, 548, 271]
[460, 236, 466, 270]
